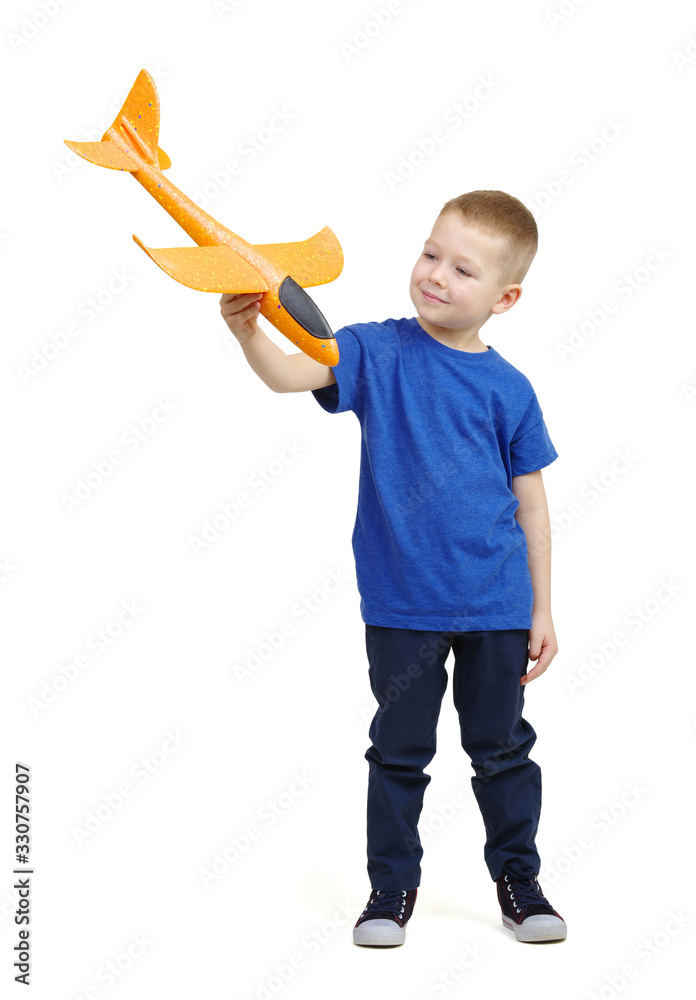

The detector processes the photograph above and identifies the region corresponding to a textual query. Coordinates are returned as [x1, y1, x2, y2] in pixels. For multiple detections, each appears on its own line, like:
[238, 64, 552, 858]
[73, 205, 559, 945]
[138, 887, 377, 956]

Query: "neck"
[416, 317, 488, 352]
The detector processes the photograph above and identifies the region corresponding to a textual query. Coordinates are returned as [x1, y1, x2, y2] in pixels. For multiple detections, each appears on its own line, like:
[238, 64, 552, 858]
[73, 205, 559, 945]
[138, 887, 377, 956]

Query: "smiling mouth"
[422, 289, 446, 303]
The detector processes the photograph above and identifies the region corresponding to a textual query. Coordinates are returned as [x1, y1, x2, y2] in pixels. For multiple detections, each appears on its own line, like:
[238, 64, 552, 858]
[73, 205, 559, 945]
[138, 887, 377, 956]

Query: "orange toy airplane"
[64, 69, 342, 365]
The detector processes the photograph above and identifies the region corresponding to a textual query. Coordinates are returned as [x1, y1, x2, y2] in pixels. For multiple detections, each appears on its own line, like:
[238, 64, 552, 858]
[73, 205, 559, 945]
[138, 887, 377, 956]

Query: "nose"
[427, 261, 447, 285]
[278, 275, 336, 341]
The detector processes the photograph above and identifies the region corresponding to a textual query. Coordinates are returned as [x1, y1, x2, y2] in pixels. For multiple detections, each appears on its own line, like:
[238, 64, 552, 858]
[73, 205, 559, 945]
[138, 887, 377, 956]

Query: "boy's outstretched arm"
[512, 469, 559, 685]
[219, 292, 337, 393]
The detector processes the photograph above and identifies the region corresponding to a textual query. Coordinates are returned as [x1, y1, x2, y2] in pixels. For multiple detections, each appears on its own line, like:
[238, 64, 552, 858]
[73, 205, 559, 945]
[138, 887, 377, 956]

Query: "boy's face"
[409, 212, 521, 342]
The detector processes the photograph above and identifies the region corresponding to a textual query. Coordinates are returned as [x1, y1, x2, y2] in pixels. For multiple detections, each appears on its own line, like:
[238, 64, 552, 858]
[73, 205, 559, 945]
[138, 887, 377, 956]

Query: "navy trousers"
[364, 625, 542, 888]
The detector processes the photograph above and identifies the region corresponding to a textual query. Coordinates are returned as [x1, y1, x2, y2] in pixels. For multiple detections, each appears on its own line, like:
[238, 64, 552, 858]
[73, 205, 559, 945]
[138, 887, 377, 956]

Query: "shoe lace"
[364, 889, 407, 918]
[503, 866, 551, 910]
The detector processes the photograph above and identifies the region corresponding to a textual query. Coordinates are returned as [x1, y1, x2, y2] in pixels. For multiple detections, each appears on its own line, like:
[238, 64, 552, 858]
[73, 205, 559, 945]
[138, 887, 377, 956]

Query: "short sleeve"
[510, 392, 558, 476]
[311, 325, 363, 414]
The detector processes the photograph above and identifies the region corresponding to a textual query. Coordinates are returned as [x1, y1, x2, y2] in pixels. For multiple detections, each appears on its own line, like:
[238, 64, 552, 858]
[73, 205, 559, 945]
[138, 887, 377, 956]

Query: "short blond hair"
[438, 190, 538, 287]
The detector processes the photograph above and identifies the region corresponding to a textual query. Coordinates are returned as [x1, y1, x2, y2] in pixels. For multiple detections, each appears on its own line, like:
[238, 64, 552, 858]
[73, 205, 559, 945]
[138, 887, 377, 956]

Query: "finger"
[527, 634, 544, 661]
[221, 299, 259, 322]
[521, 655, 550, 685]
[225, 295, 261, 315]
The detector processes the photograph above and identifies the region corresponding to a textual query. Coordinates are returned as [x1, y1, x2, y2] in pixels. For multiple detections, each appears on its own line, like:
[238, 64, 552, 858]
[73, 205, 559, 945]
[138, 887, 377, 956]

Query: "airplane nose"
[278, 275, 336, 341]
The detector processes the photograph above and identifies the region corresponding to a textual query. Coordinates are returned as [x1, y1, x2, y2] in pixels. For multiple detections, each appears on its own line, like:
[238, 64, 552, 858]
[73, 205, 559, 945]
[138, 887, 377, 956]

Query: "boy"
[220, 190, 566, 946]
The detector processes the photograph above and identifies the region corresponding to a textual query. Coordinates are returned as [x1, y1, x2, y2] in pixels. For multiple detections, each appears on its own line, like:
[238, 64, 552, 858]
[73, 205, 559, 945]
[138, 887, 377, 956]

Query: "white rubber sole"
[353, 918, 406, 946]
[502, 913, 567, 943]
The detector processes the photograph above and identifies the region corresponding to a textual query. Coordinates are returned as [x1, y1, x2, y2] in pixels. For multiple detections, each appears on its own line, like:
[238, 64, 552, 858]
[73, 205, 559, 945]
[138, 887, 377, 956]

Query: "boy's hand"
[219, 292, 263, 342]
[521, 610, 558, 685]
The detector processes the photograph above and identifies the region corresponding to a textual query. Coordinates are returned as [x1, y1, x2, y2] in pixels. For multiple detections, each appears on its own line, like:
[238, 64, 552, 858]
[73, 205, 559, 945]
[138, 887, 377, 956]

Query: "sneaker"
[495, 860, 567, 943]
[353, 888, 418, 946]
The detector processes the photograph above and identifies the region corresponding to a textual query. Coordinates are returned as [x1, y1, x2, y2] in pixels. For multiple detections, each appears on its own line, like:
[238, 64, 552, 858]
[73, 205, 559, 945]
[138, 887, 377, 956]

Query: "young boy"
[220, 190, 566, 946]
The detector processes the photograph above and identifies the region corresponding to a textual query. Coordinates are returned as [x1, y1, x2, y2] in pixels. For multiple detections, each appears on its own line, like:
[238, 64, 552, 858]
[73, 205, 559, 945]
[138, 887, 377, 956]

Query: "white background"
[3, 1, 695, 997]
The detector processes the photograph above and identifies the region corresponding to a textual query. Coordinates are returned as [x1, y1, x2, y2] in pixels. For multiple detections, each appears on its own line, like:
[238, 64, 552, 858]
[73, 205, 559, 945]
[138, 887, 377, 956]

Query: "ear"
[491, 284, 522, 314]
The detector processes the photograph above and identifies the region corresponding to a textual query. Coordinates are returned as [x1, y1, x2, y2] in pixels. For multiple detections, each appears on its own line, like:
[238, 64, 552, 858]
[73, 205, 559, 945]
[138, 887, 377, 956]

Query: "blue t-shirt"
[311, 316, 558, 631]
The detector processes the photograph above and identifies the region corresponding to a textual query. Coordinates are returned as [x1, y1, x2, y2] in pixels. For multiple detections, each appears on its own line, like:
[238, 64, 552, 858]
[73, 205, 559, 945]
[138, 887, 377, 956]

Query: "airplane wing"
[251, 226, 344, 288]
[65, 139, 171, 171]
[65, 139, 140, 171]
[133, 236, 268, 292]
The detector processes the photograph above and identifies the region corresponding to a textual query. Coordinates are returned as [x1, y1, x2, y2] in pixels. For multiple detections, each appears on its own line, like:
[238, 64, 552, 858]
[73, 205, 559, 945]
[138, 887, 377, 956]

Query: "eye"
[456, 267, 471, 277]
[423, 252, 436, 260]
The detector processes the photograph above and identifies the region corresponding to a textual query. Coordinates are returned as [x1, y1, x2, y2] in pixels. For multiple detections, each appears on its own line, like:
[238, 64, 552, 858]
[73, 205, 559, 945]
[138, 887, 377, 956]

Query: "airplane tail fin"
[64, 69, 171, 172]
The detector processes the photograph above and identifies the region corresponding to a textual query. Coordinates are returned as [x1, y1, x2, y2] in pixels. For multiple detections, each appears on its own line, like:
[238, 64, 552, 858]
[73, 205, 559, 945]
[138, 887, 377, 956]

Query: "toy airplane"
[64, 69, 342, 365]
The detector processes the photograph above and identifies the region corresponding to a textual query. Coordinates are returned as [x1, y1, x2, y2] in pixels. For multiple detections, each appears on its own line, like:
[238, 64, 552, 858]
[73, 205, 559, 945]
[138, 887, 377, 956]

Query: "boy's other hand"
[219, 292, 262, 342]
[521, 611, 558, 684]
